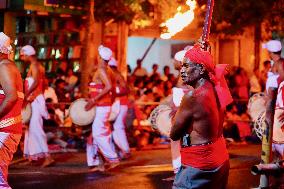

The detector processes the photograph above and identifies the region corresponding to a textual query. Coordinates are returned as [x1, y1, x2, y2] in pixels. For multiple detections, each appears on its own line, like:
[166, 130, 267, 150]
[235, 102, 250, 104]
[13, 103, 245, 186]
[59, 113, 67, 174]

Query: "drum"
[108, 100, 120, 121]
[22, 103, 32, 124]
[69, 98, 96, 126]
[248, 92, 267, 121]
[148, 104, 173, 137]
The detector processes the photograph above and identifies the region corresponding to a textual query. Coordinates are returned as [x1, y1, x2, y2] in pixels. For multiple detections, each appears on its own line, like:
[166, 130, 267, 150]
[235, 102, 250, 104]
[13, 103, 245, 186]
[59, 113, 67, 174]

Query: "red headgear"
[184, 44, 233, 109]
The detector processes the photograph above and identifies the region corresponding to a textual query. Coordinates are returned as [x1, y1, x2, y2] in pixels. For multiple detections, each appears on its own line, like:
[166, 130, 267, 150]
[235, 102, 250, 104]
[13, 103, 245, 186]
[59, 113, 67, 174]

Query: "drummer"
[160, 46, 193, 179]
[0, 32, 23, 188]
[85, 45, 120, 171]
[20, 45, 54, 167]
[108, 57, 131, 159]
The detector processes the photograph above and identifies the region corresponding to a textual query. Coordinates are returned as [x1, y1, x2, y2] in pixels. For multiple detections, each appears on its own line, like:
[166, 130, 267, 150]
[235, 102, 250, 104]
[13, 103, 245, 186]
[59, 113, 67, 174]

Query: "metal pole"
[200, 0, 214, 51]
[258, 88, 277, 188]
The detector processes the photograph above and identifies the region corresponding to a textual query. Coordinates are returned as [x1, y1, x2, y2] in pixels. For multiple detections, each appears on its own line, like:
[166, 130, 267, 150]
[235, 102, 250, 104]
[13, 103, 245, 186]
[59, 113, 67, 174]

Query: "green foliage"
[197, 0, 277, 35]
[94, 0, 141, 24]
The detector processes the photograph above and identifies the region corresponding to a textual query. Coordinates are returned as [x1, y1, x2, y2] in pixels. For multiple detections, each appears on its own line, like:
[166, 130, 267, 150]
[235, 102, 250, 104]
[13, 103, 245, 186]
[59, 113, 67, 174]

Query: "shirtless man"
[85, 45, 119, 171]
[170, 44, 233, 189]
[0, 32, 23, 189]
[108, 57, 131, 159]
[20, 45, 54, 167]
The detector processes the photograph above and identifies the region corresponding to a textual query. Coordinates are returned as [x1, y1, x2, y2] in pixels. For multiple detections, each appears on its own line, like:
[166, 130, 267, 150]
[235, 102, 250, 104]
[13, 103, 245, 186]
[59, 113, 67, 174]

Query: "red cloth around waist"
[89, 83, 112, 106]
[181, 137, 229, 170]
[0, 94, 23, 134]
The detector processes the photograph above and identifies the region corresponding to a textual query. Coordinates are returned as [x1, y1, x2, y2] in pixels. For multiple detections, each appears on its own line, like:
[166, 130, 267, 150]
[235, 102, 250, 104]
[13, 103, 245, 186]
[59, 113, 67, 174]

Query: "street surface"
[8, 144, 279, 189]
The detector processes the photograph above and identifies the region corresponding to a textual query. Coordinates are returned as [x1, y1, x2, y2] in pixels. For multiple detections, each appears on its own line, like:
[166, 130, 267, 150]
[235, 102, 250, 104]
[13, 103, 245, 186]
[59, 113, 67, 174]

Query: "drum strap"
[0, 115, 22, 129]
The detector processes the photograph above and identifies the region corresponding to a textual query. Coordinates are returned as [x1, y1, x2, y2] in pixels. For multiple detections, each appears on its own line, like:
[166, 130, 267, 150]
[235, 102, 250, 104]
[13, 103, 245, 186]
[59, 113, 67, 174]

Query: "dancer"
[108, 58, 131, 159]
[20, 45, 54, 167]
[0, 32, 23, 189]
[85, 45, 119, 171]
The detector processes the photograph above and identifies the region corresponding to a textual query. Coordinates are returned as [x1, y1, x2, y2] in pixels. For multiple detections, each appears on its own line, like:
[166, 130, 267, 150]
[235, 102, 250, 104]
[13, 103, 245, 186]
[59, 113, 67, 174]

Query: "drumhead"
[22, 103, 32, 124]
[69, 98, 96, 126]
[109, 100, 120, 121]
[149, 104, 172, 137]
[248, 92, 266, 121]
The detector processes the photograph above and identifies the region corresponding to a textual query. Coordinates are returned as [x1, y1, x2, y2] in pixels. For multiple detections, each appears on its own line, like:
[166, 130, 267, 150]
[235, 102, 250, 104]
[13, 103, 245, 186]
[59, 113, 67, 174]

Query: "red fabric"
[185, 45, 233, 109]
[185, 44, 214, 72]
[181, 137, 229, 170]
[0, 94, 23, 134]
[89, 83, 112, 106]
[119, 96, 128, 105]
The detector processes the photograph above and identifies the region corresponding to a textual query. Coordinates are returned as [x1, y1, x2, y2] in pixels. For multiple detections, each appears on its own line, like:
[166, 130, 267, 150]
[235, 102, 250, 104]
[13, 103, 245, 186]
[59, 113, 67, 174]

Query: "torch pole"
[200, 0, 214, 51]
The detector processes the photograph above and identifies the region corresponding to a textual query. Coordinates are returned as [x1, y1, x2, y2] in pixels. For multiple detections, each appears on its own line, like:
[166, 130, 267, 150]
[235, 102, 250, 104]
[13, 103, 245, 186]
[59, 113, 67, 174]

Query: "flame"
[160, 0, 196, 39]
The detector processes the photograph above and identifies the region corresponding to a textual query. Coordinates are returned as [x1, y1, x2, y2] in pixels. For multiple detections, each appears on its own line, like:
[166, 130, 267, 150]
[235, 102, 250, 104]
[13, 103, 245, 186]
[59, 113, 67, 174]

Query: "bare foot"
[106, 162, 120, 170]
[89, 165, 105, 172]
[41, 158, 55, 168]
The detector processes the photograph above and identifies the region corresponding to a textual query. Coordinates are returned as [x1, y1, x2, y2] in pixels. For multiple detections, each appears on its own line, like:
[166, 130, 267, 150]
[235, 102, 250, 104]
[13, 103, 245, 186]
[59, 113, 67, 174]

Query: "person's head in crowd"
[46, 98, 55, 110]
[154, 80, 163, 88]
[152, 64, 159, 73]
[55, 79, 66, 90]
[20, 45, 36, 63]
[145, 81, 154, 90]
[134, 79, 144, 88]
[167, 73, 176, 82]
[163, 65, 170, 76]
[136, 59, 142, 68]
[262, 40, 282, 63]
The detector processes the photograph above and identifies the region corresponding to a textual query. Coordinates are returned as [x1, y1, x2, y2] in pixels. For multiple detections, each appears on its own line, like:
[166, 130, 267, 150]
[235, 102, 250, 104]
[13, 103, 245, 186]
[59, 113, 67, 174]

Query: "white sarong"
[24, 94, 50, 160]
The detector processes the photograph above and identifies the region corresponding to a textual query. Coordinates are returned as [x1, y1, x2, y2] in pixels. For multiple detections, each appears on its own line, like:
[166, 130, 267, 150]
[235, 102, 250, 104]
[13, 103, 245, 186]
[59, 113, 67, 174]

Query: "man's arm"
[170, 92, 195, 141]
[0, 63, 18, 118]
[26, 63, 39, 98]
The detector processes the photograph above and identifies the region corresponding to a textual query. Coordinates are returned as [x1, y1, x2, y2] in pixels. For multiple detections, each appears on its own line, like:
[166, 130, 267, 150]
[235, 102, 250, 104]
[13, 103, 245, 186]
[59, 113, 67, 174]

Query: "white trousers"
[0, 132, 21, 189]
[87, 106, 119, 166]
[112, 105, 130, 155]
[171, 139, 181, 174]
[24, 95, 50, 160]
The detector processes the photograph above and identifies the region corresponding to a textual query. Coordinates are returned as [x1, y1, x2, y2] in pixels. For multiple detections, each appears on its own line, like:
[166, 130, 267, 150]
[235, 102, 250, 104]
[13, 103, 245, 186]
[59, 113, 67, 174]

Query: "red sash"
[181, 137, 229, 170]
[89, 83, 112, 106]
[0, 92, 23, 134]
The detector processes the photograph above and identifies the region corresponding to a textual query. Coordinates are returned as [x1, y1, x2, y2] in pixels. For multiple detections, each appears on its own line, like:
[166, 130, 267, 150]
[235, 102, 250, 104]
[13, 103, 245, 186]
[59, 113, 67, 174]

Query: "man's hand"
[85, 99, 95, 111]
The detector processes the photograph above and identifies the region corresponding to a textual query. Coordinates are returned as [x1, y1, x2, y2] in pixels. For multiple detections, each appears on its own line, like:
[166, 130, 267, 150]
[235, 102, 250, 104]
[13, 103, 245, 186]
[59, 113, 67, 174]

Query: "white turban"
[98, 45, 112, 61]
[174, 46, 193, 62]
[0, 32, 12, 54]
[20, 45, 36, 56]
[108, 57, 117, 67]
[174, 50, 187, 62]
[262, 40, 282, 53]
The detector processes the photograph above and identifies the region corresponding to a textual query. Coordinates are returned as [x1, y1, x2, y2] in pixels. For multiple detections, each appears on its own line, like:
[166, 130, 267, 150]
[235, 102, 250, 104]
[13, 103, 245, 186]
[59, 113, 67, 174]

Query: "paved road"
[8, 144, 270, 189]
